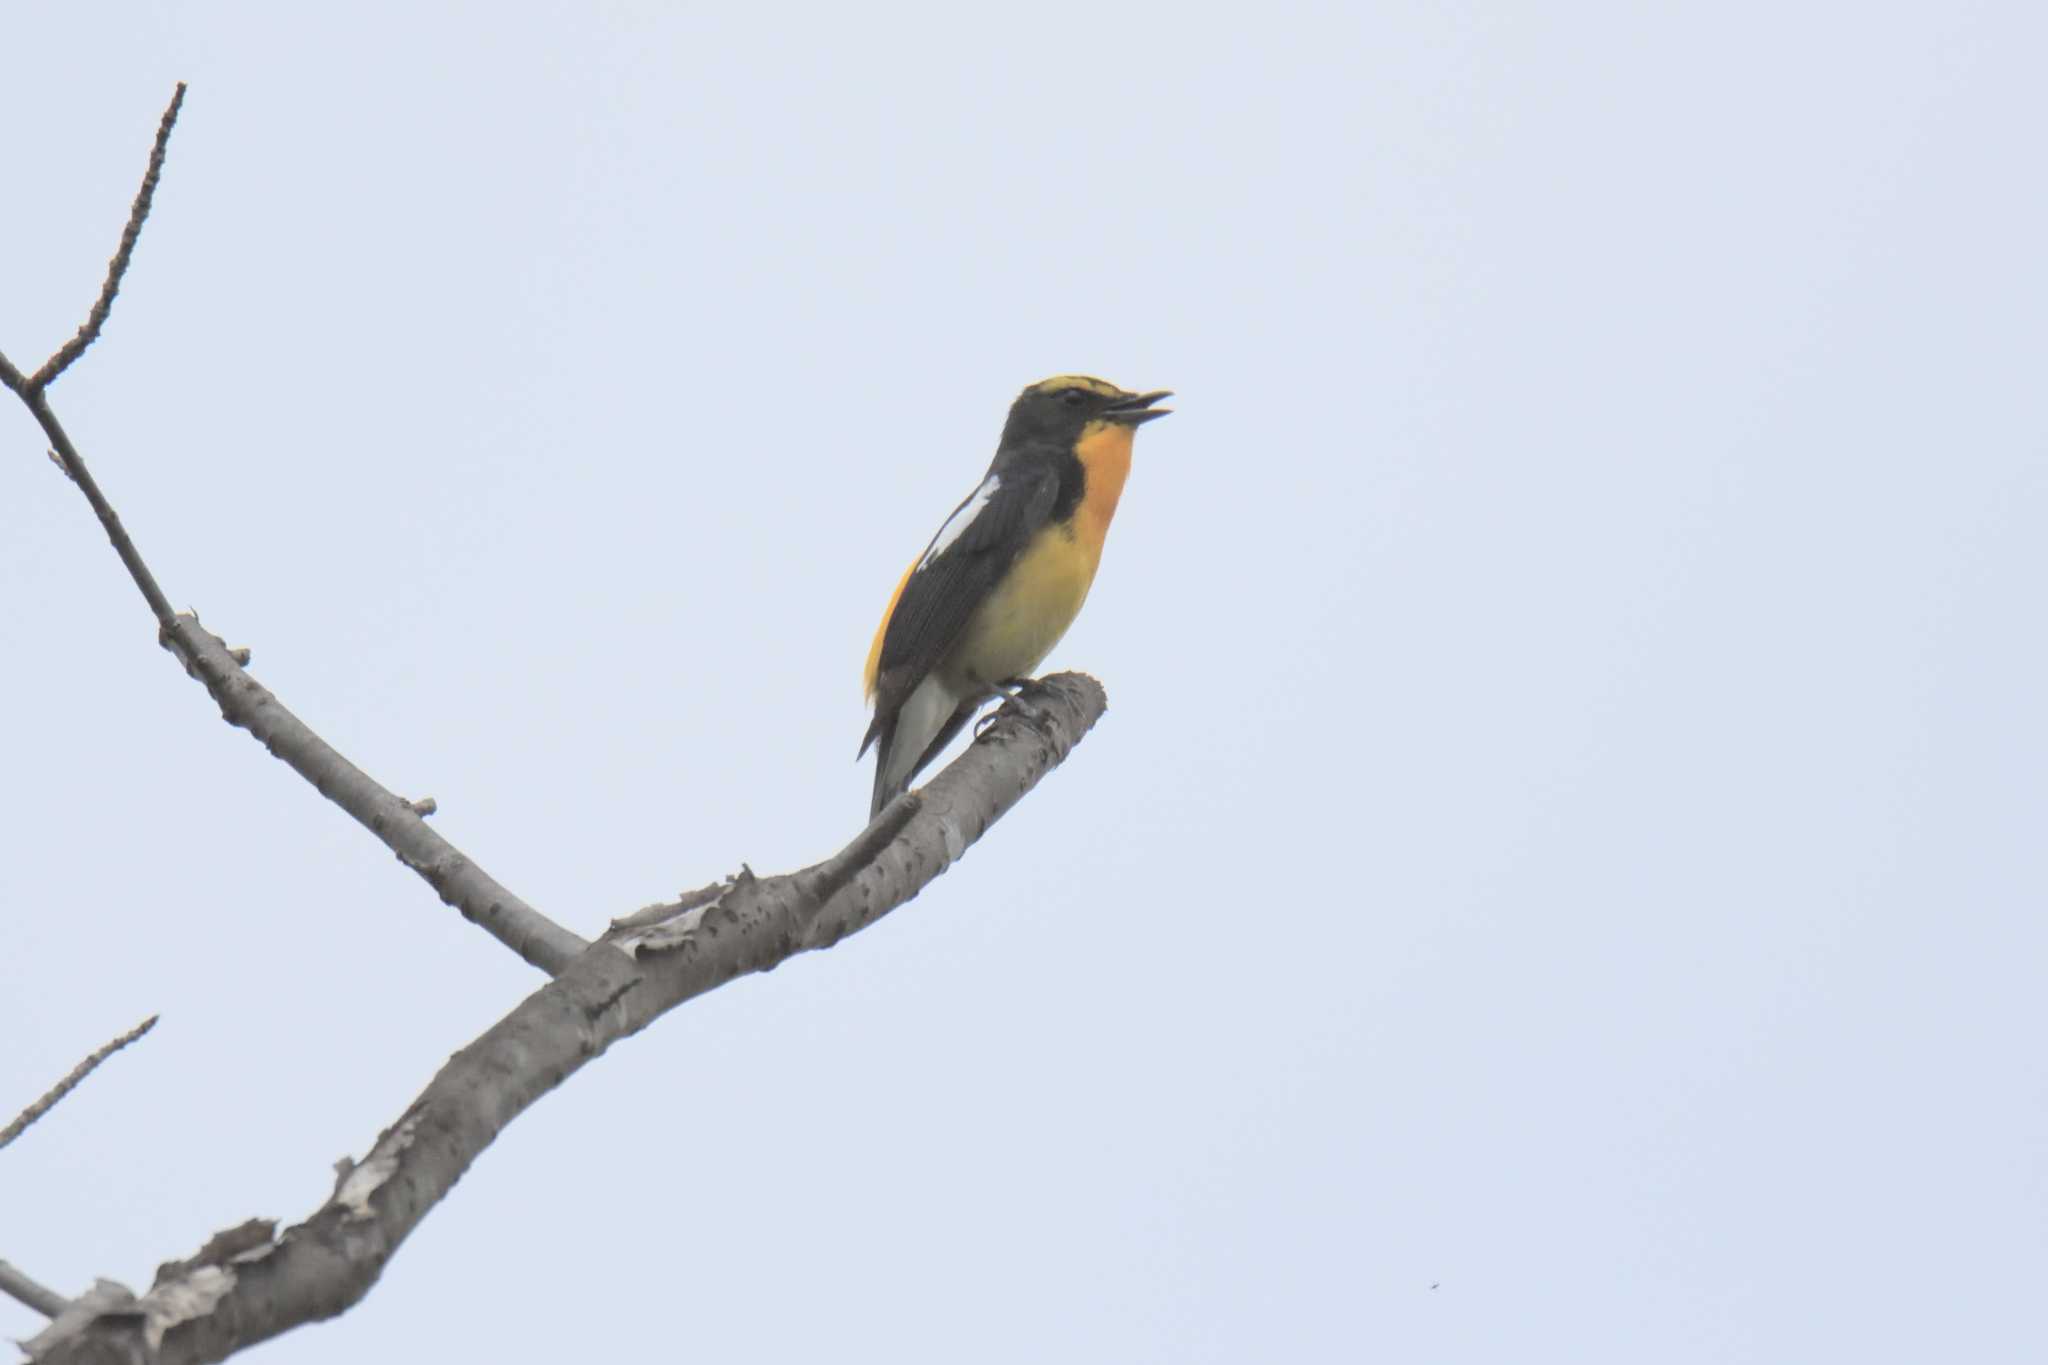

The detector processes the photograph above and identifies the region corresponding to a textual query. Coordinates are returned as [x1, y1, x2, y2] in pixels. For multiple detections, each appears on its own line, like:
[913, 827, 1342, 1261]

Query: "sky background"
[4, 3, 2046, 1361]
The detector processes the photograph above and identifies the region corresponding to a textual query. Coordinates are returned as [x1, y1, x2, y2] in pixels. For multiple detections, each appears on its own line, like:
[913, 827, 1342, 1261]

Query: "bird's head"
[1000, 375, 1172, 447]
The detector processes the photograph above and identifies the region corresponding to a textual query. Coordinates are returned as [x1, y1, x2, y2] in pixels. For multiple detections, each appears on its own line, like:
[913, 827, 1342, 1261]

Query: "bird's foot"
[974, 676, 1052, 739]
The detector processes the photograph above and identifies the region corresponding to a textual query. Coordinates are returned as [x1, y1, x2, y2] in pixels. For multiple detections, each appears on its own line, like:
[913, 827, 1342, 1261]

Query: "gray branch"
[0, 82, 584, 976]
[0, 1262, 69, 1320]
[1, 1016, 158, 1152]
[0, 85, 184, 400]
[159, 614, 587, 973]
[23, 674, 1107, 1365]
[28, 84, 186, 392]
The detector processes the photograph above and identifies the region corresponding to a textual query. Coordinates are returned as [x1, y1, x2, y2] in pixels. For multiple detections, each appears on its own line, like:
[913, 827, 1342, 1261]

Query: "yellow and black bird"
[860, 375, 1171, 816]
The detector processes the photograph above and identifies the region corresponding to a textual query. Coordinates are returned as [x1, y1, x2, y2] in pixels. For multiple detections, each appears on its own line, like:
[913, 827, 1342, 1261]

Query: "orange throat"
[1072, 420, 1135, 563]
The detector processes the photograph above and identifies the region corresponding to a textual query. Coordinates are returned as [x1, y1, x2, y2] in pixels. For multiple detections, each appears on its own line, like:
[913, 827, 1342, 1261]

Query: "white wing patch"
[919, 475, 1000, 570]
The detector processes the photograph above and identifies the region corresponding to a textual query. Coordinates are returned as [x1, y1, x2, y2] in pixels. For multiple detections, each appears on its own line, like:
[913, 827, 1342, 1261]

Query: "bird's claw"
[975, 677, 1053, 739]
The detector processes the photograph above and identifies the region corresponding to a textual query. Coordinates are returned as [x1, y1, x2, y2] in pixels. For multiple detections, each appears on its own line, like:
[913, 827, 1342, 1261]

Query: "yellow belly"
[944, 523, 1099, 688]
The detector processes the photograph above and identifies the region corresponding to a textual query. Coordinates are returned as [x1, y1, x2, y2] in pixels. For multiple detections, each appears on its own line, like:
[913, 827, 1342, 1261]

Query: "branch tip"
[0, 1014, 159, 1151]
[28, 83, 188, 393]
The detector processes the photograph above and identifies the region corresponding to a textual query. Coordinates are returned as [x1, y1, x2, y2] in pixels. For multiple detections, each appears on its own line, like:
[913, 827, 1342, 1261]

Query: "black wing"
[868, 464, 1059, 717]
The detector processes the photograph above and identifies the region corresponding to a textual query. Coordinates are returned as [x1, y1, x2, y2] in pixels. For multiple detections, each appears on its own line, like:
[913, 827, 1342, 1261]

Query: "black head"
[999, 375, 1173, 448]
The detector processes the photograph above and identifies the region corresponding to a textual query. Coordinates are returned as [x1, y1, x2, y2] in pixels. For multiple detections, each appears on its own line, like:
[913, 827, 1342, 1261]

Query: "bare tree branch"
[159, 614, 589, 973]
[0, 1261, 69, 1320]
[1, 1016, 158, 1152]
[13, 386, 178, 629]
[25, 84, 186, 394]
[26, 675, 1107, 1365]
[0, 84, 584, 974]
[0, 1015, 162, 1326]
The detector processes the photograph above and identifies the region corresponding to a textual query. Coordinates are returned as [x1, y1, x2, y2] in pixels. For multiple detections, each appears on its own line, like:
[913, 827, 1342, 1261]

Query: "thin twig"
[24, 390, 177, 627]
[0, 1259, 70, 1319]
[0, 1016, 158, 1151]
[28, 84, 187, 393]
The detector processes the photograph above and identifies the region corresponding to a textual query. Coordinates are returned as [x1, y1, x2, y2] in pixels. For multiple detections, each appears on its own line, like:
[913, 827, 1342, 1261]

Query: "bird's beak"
[1104, 389, 1173, 425]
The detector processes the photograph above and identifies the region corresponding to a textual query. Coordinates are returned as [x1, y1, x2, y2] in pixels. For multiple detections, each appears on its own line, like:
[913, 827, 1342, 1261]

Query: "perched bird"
[860, 375, 1171, 816]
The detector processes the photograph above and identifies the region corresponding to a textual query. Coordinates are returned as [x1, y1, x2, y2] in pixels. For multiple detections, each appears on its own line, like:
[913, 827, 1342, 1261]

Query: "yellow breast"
[944, 419, 1134, 688]
[946, 522, 1096, 688]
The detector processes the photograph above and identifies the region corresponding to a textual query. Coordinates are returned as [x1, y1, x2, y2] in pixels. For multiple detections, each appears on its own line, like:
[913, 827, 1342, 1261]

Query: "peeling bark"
[25, 677, 1106, 1365]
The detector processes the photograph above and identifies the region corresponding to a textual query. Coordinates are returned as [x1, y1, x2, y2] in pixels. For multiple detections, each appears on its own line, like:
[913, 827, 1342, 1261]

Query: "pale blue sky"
[4, 4, 2046, 1361]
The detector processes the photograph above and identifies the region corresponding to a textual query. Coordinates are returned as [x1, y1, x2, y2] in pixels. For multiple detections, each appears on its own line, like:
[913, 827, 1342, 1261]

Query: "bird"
[860, 375, 1171, 817]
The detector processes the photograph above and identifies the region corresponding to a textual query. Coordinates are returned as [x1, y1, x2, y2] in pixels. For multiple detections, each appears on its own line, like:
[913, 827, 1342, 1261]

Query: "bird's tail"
[868, 714, 908, 818]
[865, 676, 978, 818]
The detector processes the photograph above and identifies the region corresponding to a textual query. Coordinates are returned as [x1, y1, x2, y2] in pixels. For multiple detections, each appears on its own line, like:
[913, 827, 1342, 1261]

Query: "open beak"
[1105, 389, 1173, 425]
